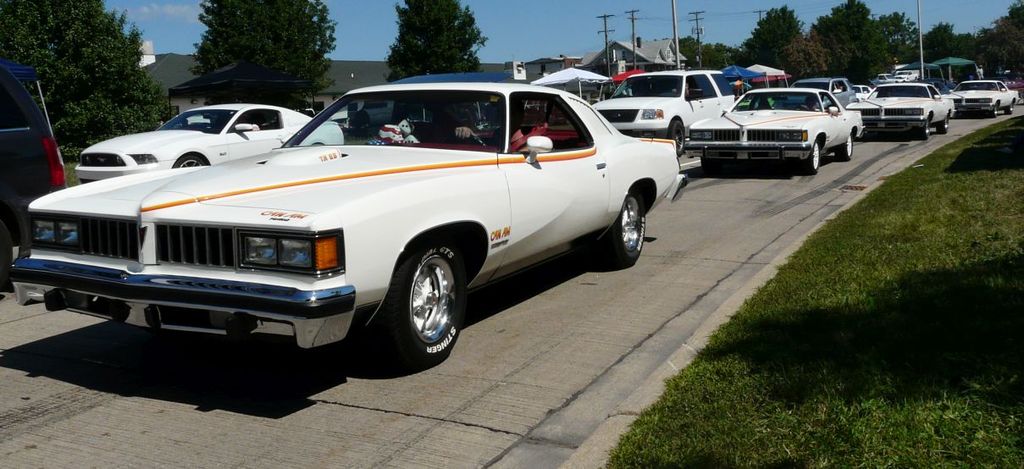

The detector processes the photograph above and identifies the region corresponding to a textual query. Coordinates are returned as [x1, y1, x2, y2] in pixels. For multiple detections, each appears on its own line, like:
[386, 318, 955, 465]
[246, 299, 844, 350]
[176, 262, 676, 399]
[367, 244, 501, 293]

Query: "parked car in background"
[871, 73, 900, 86]
[684, 88, 862, 175]
[0, 66, 65, 287]
[919, 78, 955, 96]
[992, 73, 1024, 103]
[894, 70, 920, 82]
[10, 83, 686, 371]
[847, 83, 953, 139]
[949, 80, 1018, 117]
[75, 104, 311, 183]
[594, 70, 735, 156]
[853, 85, 874, 101]
[791, 77, 857, 107]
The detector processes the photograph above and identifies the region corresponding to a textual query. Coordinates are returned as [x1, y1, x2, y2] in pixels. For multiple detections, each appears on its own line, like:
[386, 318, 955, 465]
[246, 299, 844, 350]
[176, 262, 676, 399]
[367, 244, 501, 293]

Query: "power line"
[754, 9, 768, 21]
[597, 14, 615, 78]
[689, 10, 705, 68]
[625, 9, 640, 70]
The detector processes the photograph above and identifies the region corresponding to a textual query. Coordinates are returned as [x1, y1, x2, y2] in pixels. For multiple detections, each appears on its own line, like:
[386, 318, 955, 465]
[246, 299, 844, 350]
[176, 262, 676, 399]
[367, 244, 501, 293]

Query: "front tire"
[380, 241, 467, 371]
[668, 119, 685, 157]
[991, 102, 1000, 118]
[601, 191, 647, 270]
[172, 153, 208, 168]
[936, 113, 950, 134]
[1006, 101, 1014, 115]
[798, 141, 821, 175]
[834, 134, 853, 162]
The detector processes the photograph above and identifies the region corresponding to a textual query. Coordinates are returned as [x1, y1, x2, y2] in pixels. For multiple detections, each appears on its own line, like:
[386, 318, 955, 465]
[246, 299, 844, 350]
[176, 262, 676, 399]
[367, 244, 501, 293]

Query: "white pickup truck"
[594, 70, 736, 156]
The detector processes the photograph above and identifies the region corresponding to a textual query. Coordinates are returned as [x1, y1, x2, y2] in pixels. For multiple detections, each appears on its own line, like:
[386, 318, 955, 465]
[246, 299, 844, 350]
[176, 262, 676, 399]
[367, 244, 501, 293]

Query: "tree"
[678, 38, 739, 69]
[977, 18, 1024, 73]
[781, 32, 829, 79]
[877, 12, 919, 64]
[386, 0, 486, 81]
[0, 0, 165, 160]
[194, 0, 336, 92]
[811, 0, 888, 82]
[922, 23, 976, 61]
[737, 7, 802, 66]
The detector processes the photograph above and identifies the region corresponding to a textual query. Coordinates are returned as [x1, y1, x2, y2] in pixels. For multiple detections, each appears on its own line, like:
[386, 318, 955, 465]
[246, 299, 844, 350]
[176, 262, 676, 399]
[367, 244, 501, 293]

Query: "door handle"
[596, 163, 606, 170]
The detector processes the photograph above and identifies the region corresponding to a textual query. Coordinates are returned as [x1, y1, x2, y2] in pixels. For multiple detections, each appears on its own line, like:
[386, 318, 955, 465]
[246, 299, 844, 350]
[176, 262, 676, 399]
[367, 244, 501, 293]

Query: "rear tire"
[379, 241, 467, 371]
[833, 134, 853, 162]
[668, 119, 685, 157]
[601, 191, 647, 270]
[0, 220, 12, 289]
[700, 156, 723, 176]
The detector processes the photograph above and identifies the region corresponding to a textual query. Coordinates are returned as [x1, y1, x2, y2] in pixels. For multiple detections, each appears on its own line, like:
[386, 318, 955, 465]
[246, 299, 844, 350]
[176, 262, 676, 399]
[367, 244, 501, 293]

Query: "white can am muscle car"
[11, 84, 686, 371]
[846, 83, 953, 139]
[949, 80, 1017, 117]
[683, 88, 862, 175]
[75, 104, 311, 183]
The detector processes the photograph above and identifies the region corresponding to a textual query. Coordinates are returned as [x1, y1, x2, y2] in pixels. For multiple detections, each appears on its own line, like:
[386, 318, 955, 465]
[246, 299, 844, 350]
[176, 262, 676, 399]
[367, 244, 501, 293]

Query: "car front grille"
[884, 108, 921, 116]
[598, 109, 639, 123]
[79, 217, 139, 260]
[952, 98, 964, 104]
[857, 108, 881, 116]
[80, 153, 126, 167]
[966, 98, 989, 104]
[712, 129, 740, 141]
[746, 129, 783, 142]
[156, 224, 236, 267]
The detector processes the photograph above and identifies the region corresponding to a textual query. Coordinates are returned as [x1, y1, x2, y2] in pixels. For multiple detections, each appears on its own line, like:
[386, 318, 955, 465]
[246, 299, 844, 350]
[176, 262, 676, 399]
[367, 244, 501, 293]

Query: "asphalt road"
[0, 113, 1013, 468]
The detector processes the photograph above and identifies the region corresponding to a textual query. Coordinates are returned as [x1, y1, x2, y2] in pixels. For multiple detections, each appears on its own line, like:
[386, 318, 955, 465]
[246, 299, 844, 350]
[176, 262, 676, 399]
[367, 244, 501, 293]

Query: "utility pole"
[671, 0, 681, 70]
[917, 0, 924, 80]
[689, 10, 705, 69]
[597, 14, 615, 77]
[625, 9, 640, 71]
[754, 9, 767, 21]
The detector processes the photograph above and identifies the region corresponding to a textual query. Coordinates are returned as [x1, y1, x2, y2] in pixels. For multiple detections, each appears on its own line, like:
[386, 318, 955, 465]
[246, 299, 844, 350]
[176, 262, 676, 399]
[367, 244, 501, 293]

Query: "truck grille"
[80, 217, 139, 260]
[712, 129, 740, 141]
[80, 153, 126, 167]
[857, 108, 881, 116]
[598, 109, 639, 123]
[156, 224, 235, 267]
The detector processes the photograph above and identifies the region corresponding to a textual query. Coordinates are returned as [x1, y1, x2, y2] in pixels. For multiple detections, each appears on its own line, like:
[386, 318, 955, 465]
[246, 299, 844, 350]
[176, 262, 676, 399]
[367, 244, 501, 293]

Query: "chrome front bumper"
[954, 103, 996, 112]
[683, 141, 812, 160]
[861, 116, 927, 131]
[11, 258, 357, 348]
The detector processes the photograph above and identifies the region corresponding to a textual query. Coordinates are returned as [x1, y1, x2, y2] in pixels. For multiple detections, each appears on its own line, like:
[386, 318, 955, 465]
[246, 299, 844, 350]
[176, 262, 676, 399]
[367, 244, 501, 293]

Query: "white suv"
[594, 70, 735, 156]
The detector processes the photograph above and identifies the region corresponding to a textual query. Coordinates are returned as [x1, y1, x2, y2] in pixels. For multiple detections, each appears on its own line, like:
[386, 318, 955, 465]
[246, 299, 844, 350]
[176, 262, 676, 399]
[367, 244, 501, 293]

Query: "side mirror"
[685, 88, 703, 101]
[234, 123, 256, 132]
[828, 106, 840, 116]
[522, 136, 553, 164]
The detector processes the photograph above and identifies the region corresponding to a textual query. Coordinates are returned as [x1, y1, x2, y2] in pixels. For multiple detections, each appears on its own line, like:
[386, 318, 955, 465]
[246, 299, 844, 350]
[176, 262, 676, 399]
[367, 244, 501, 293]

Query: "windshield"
[610, 76, 683, 98]
[872, 86, 931, 98]
[954, 82, 999, 92]
[792, 81, 829, 91]
[732, 92, 821, 112]
[286, 90, 505, 152]
[158, 109, 237, 134]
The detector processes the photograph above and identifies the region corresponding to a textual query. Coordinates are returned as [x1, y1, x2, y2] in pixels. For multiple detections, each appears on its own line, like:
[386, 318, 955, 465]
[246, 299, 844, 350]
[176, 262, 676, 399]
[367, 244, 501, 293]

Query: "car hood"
[82, 130, 215, 154]
[692, 110, 823, 130]
[848, 97, 937, 108]
[30, 145, 501, 230]
[593, 96, 680, 110]
[948, 90, 1002, 98]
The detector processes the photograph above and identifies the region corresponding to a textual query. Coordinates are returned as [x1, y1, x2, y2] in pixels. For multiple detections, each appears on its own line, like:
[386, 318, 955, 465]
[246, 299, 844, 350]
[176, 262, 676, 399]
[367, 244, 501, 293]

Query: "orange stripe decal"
[142, 148, 598, 212]
[639, 138, 676, 146]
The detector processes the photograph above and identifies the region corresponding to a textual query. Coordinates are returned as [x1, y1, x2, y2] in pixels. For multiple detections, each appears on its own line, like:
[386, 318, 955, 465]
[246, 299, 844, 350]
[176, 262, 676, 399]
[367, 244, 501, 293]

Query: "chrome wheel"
[620, 196, 645, 254]
[811, 142, 820, 170]
[179, 159, 202, 167]
[409, 254, 455, 343]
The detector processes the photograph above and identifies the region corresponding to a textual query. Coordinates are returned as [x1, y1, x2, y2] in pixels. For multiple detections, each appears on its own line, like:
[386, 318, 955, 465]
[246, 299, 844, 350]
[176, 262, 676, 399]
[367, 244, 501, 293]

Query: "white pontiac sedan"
[949, 80, 1018, 117]
[11, 83, 685, 371]
[75, 104, 311, 183]
[684, 88, 862, 175]
[847, 83, 953, 139]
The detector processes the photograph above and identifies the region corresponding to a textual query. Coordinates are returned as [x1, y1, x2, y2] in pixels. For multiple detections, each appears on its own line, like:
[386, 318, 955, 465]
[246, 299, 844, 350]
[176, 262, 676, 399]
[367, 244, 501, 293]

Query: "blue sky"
[111, 0, 1016, 62]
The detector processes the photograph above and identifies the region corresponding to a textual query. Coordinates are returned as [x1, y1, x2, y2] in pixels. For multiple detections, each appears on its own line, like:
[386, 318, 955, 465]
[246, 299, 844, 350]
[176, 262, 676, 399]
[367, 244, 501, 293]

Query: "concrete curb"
[559, 121, 991, 469]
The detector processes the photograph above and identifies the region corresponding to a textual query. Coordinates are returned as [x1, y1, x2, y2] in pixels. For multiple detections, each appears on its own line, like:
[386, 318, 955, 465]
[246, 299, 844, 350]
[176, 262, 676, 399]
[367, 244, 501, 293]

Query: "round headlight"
[244, 236, 277, 265]
[32, 220, 55, 243]
[279, 239, 312, 268]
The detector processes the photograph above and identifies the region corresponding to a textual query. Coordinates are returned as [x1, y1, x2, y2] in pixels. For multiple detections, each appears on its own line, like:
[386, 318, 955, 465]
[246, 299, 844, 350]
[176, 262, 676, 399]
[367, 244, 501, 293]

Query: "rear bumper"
[861, 116, 927, 131]
[11, 258, 356, 348]
[683, 142, 811, 160]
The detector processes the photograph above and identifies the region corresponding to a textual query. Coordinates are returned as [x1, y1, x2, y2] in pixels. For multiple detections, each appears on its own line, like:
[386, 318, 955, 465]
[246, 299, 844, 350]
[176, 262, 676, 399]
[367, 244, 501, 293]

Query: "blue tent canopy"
[720, 65, 760, 80]
[392, 71, 513, 84]
[0, 58, 39, 81]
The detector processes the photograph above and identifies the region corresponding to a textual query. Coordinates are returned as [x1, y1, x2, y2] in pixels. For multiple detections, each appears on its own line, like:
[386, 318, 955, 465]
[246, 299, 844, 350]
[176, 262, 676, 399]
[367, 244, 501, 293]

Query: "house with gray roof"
[580, 38, 686, 76]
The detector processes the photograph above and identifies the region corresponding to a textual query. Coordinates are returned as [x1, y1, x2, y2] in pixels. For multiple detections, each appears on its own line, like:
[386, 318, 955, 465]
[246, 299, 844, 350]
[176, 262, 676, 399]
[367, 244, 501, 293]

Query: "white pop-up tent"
[531, 67, 610, 96]
[747, 64, 791, 87]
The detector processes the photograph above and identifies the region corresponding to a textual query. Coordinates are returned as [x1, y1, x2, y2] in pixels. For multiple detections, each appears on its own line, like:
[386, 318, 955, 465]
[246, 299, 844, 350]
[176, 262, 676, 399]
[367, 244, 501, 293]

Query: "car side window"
[235, 109, 283, 131]
[711, 74, 734, 97]
[692, 74, 718, 99]
[831, 80, 846, 93]
[0, 87, 29, 130]
[509, 93, 593, 153]
[929, 86, 940, 98]
[819, 93, 838, 111]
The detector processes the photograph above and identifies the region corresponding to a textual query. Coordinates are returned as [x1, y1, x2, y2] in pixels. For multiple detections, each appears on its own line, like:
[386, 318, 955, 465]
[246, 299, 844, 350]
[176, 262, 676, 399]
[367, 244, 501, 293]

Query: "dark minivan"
[0, 65, 65, 287]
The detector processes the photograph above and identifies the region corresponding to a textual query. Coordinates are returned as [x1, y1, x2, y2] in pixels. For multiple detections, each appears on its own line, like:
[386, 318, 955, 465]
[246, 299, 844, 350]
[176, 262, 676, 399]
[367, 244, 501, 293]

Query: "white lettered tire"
[380, 241, 467, 371]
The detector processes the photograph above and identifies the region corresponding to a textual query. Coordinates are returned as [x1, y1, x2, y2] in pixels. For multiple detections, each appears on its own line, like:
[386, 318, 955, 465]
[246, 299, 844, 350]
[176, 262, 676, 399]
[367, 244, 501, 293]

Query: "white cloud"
[127, 2, 201, 24]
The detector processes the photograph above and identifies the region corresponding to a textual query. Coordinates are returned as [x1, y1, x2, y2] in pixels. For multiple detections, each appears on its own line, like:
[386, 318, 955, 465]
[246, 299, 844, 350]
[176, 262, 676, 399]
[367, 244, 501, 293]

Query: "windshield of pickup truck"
[872, 86, 931, 98]
[611, 76, 683, 98]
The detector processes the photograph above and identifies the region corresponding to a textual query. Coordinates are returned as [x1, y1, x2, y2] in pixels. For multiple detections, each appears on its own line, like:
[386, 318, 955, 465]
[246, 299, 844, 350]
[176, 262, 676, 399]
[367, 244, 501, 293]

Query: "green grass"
[610, 118, 1024, 468]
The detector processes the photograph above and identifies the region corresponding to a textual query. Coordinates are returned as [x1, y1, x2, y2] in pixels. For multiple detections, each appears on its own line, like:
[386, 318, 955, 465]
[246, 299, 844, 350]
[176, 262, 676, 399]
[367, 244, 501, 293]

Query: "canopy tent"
[932, 57, 979, 81]
[720, 65, 760, 80]
[393, 71, 513, 84]
[169, 61, 314, 98]
[531, 67, 610, 96]
[0, 58, 52, 131]
[612, 69, 645, 84]
[746, 64, 790, 86]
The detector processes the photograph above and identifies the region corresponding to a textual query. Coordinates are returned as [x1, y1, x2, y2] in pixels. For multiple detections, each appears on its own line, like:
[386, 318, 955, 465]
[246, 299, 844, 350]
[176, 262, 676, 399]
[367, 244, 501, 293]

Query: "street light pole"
[918, 0, 925, 80]
[671, 0, 681, 70]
